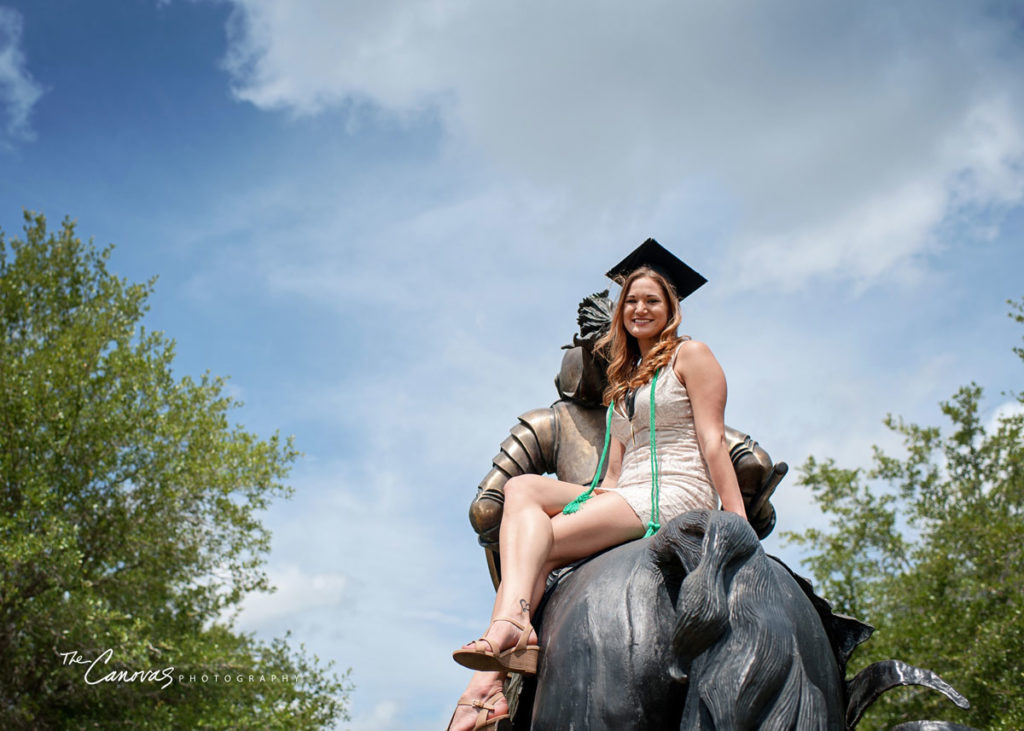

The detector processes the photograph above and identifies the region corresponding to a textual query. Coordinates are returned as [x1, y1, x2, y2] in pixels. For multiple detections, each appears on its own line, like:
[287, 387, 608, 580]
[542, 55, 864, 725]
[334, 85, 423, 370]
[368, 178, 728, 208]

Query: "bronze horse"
[516, 510, 969, 729]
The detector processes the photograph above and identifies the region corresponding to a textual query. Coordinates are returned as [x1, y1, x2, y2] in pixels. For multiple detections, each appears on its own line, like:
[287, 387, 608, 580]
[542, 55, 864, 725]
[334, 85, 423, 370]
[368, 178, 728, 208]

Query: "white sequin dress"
[600, 342, 718, 525]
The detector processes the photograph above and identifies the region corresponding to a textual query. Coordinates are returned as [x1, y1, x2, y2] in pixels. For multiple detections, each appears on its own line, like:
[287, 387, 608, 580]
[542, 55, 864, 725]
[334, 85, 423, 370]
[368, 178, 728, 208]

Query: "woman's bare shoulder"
[677, 337, 712, 355]
[674, 339, 722, 377]
[675, 338, 715, 362]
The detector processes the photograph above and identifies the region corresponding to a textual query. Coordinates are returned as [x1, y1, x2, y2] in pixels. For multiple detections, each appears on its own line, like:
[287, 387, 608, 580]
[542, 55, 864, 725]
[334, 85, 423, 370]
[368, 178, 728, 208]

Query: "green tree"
[785, 299, 1024, 730]
[0, 213, 351, 729]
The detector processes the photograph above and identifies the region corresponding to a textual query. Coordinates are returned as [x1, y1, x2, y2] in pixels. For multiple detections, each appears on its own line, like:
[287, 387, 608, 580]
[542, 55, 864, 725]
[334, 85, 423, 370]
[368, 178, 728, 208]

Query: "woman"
[447, 247, 746, 731]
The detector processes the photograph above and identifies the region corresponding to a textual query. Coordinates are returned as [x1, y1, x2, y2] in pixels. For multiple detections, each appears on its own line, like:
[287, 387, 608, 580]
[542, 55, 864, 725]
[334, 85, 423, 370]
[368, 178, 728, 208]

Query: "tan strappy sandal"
[446, 690, 511, 731]
[452, 616, 541, 674]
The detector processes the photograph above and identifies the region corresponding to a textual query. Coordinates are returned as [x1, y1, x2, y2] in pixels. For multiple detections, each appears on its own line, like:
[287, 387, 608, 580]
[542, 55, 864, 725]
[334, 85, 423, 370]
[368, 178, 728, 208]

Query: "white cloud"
[986, 398, 1024, 435]
[0, 7, 44, 143]
[729, 98, 1024, 292]
[235, 564, 347, 630]
[216, 0, 1024, 290]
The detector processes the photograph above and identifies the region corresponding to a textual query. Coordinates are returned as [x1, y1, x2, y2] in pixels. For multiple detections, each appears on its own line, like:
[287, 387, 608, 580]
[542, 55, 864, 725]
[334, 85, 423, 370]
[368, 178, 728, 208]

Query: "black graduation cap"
[606, 238, 707, 301]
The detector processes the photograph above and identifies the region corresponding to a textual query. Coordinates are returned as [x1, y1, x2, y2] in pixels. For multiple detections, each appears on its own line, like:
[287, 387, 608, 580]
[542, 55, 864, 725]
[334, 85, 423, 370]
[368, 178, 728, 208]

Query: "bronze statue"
[464, 293, 973, 731]
[453, 241, 974, 730]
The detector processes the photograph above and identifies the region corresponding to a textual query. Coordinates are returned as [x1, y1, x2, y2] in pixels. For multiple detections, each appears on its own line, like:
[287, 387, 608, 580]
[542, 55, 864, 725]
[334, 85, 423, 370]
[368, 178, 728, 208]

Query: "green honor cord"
[645, 368, 661, 537]
[562, 369, 662, 538]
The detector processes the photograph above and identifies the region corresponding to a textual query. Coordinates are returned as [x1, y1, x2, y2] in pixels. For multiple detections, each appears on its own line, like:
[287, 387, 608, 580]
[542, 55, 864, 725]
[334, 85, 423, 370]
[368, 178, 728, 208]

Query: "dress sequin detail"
[601, 342, 717, 525]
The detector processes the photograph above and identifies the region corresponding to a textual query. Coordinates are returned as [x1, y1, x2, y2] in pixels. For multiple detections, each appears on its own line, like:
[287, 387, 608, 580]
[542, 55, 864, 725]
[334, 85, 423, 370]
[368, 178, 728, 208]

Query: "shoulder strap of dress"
[671, 336, 691, 364]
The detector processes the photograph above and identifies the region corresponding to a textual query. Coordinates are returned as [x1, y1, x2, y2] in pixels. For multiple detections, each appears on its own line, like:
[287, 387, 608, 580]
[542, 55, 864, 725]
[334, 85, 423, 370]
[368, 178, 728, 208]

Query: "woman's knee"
[503, 474, 547, 511]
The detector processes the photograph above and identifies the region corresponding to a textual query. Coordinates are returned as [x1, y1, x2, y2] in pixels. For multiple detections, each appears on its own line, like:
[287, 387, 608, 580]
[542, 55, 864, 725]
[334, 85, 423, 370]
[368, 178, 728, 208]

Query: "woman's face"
[622, 276, 669, 343]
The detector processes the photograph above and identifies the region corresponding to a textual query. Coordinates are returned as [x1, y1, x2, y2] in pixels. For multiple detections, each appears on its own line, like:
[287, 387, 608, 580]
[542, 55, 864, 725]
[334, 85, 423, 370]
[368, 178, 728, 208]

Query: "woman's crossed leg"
[448, 474, 643, 730]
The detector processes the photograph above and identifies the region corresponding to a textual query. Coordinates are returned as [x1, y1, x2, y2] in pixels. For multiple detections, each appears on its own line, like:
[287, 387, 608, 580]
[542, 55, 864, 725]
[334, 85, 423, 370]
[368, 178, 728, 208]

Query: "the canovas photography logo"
[59, 649, 175, 690]
[58, 649, 302, 689]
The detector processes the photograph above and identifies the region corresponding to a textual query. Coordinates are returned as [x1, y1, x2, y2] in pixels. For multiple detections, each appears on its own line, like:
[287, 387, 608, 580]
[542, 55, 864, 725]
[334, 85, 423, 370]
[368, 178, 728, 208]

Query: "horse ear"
[646, 510, 712, 683]
[648, 509, 710, 607]
[671, 512, 761, 662]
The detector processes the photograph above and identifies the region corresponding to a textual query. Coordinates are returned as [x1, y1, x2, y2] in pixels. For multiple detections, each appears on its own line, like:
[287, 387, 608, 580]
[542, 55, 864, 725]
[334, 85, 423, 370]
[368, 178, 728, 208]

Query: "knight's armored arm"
[724, 426, 787, 539]
[469, 407, 557, 549]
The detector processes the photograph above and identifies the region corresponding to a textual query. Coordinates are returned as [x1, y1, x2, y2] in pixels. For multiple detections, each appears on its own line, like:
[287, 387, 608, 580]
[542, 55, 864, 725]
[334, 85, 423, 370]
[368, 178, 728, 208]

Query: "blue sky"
[2, 1, 1023, 728]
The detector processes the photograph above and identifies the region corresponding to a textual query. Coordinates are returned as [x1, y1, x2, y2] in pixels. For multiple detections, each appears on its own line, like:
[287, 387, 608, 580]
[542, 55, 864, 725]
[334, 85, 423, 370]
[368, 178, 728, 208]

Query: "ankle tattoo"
[520, 599, 531, 615]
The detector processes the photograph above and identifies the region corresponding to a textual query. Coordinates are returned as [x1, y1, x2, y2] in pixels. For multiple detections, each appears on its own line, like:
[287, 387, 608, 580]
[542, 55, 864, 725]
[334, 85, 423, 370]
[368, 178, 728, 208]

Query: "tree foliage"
[0, 213, 350, 728]
[785, 299, 1024, 730]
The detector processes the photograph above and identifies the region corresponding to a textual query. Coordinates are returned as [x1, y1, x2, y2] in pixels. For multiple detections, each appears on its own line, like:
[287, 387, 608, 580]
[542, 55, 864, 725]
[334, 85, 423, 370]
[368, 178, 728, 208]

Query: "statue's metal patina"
[467, 292, 975, 730]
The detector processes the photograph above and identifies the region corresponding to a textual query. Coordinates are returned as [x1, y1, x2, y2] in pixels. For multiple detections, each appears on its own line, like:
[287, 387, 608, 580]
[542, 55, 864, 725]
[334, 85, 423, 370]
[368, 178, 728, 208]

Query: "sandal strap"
[495, 616, 535, 652]
[494, 616, 527, 632]
[467, 636, 497, 654]
[456, 688, 503, 710]
[473, 691, 506, 728]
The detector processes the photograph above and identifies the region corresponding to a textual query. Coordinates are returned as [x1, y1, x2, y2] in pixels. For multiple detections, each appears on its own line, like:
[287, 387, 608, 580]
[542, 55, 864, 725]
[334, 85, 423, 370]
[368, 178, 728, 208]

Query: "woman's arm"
[674, 340, 747, 519]
[599, 438, 625, 491]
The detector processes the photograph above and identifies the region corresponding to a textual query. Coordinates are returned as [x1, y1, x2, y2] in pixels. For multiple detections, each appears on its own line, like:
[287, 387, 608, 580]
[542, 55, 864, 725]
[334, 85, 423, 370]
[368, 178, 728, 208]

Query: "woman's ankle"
[495, 598, 532, 625]
[463, 670, 505, 698]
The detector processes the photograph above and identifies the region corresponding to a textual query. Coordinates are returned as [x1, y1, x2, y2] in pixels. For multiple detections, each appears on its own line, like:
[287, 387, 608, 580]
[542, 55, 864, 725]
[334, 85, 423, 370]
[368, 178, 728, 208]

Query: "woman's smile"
[623, 276, 669, 345]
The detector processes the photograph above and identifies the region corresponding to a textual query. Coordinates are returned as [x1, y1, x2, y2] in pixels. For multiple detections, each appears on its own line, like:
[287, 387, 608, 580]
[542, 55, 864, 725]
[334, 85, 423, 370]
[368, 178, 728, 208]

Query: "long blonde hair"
[596, 267, 682, 405]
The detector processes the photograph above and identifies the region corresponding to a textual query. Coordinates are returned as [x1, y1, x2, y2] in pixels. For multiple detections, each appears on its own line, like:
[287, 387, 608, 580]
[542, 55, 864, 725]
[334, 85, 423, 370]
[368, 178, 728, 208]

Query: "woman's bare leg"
[530, 491, 645, 606]
[452, 486, 643, 727]
[469, 477, 644, 652]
